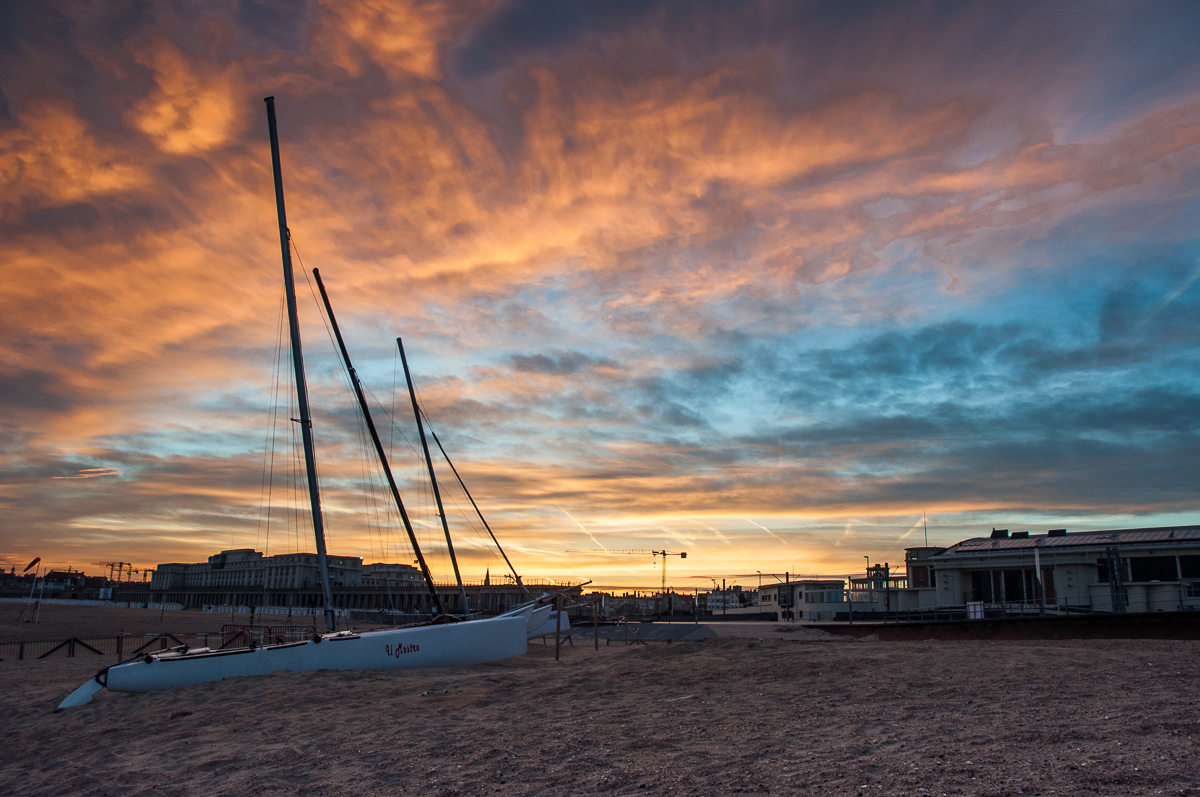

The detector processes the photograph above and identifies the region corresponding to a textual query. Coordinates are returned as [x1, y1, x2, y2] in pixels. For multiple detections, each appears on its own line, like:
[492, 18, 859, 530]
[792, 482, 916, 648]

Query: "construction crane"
[94, 562, 131, 582]
[566, 549, 687, 612]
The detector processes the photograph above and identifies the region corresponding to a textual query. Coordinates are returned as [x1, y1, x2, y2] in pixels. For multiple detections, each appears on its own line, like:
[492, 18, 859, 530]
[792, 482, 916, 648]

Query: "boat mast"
[311, 268, 445, 615]
[397, 337, 470, 614]
[427, 427, 528, 595]
[264, 96, 336, 633]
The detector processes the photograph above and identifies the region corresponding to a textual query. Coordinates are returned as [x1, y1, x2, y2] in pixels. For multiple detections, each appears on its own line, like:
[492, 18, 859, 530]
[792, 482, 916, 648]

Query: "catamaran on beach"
[59, 97, 533, 708]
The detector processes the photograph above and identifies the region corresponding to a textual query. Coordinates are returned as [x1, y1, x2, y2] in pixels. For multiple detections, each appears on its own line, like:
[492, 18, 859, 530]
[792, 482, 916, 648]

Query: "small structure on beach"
[759, 579, 846, 621]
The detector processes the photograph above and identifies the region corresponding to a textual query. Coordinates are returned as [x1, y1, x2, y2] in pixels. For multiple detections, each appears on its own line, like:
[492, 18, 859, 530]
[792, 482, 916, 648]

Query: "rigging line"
[311, 269, 448, 615]
[396, 337, 468, 610]
[256, 285, 287, 553]
[439, 488, 498, 563]
[353, 405, 376, 564]
[390, 348, 398, 467]
[288, 356, 303, 555]
[313, 286, 382, 560]
[325, 305, 380, 562]
[264, 287, 289, 558]
[284, 329, 295, 555]
[358, 408, 393, 569]
[290, 238, 346, 378]
[363, 382, 423, 458]
[419, 408, 526, 592]
[289, 240, 342, 549]
[296, 245, 407, 568]
[362, 421, 385, 566]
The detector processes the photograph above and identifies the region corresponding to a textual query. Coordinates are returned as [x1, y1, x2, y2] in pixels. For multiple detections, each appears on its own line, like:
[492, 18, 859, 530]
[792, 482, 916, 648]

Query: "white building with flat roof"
[891, 525, 1200, 615]
[152, 549, 363, 591]
[760, 579, 846, 621]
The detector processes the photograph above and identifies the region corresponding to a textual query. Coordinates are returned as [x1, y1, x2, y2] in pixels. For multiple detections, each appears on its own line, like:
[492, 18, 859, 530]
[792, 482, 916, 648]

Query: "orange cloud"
[3, 3, 1200, 584]
[129, 39, 242, 154]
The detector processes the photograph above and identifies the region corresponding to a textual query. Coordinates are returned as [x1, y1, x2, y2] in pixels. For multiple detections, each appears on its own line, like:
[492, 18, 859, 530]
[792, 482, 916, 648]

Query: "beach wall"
[809, 611, 1200, 641]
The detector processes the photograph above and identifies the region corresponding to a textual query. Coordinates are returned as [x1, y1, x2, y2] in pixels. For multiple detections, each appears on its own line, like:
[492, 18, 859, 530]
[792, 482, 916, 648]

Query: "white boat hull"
[60, 616, 526, 707]
[528, 609, 571, 639]
[498, 600, 557, 638]
[499, 602, 572, 640]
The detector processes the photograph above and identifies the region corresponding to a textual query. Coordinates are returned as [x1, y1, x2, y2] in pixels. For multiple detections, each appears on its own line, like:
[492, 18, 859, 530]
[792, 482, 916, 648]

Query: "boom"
[565, 549, 687, 611]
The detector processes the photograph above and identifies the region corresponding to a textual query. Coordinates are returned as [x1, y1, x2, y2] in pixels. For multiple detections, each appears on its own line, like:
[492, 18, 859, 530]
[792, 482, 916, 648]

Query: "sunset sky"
[3, 1, 1200, 591]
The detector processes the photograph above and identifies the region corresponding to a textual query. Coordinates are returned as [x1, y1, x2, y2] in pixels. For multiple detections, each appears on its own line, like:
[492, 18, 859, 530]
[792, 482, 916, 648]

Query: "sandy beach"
[2, 606, 1198, 796]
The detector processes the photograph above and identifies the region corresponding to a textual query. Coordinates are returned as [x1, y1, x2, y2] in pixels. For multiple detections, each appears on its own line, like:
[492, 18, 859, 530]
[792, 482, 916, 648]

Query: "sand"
[2, 606, 1199, 796]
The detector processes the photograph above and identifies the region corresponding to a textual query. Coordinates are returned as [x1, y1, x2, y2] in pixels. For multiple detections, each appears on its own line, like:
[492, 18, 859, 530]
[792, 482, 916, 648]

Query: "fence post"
[554, 594, 562, 661]
[116, 635, 122, 660]
[68, 638, 75, 657]
[18, 641, 24, 660]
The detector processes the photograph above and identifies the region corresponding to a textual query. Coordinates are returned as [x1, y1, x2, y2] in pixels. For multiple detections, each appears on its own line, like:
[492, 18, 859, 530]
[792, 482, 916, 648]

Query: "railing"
[885, 601, 1090, 623]
[884, 606, 970, 623]
[881, 591, 1198, 624]
[0, 634, 156, 661]
[0, 597, 180, 610]
[0, 625, 318, 663]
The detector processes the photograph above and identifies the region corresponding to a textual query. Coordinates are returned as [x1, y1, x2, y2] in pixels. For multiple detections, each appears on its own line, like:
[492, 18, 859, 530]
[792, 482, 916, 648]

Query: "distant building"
[847, 563, 907, 615]
[760, 579, 846, 621]
[362, 562, 424, 588]
[151, 549, 363, 591]
[605, 590, 694, 617]
[889, 525, 1200, 614]
[144, 547, 579, 615]
[42, 569, 87, 590]
[703, 586, 745, 611]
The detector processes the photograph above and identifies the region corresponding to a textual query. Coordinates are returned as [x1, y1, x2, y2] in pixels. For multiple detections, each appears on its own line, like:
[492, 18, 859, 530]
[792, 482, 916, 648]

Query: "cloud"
[510, 350, 617, 375]
[129, 39, 242, 154]
[1, 1, 1199, 581]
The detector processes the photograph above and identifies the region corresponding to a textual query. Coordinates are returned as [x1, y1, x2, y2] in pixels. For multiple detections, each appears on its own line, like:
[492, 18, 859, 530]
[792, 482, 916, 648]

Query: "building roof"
[942, 525, 1200, 555]
[762, 579, 845, 588]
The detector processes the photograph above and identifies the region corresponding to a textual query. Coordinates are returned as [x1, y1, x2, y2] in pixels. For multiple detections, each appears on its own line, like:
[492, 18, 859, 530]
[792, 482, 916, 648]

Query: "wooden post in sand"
[554, 594, 562, 661]
[593, 600, 599, 651]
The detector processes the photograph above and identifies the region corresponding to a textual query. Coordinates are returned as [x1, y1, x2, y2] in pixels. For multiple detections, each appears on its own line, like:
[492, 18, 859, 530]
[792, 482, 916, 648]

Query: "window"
[1127, 556, 1177, 582]
[971, 571, 996, 602]
[1003, 570, 1027, 602]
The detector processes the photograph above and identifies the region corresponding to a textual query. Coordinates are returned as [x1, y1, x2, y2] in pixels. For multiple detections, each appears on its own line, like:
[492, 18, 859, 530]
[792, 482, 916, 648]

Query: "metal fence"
[0, 625, 318, 662]
[875, 592, 1198, 624]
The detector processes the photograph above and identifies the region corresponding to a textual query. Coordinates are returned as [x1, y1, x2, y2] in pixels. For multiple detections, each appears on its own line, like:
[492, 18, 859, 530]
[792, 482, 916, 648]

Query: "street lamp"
[756, 570, 761, 605]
